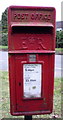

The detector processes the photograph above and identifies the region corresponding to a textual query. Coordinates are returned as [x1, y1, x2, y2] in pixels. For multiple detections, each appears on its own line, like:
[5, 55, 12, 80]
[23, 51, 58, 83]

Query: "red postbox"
[8, 6, 56, 116]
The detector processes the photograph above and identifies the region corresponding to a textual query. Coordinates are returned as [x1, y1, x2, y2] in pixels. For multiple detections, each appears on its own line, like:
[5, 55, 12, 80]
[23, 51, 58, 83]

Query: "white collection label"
[23, 64, 42, 98]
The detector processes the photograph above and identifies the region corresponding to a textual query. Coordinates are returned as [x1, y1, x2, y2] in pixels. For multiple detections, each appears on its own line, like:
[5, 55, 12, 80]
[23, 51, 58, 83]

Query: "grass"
[0, 71, 62, 119]
[0, 46, 63, 53]
[0, 45, 8, 49]
[55, 48, 63, 52]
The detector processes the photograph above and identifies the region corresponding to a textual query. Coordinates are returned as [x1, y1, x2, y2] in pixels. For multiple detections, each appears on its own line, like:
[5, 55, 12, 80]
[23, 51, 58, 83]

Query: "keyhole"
[19, 82, 21, 86]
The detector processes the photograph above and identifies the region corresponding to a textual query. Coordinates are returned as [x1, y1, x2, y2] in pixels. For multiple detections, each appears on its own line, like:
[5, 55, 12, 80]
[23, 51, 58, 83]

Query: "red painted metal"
[8, 6, 56, 116]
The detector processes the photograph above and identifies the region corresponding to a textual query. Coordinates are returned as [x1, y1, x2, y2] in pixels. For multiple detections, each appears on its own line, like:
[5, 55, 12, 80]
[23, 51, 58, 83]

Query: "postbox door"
[10, 53, 54, 115]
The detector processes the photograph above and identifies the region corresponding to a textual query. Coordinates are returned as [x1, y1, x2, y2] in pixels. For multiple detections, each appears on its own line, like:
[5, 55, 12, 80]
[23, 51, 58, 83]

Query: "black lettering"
[28, 69, 34, 71]
[30, 79, 36, 81]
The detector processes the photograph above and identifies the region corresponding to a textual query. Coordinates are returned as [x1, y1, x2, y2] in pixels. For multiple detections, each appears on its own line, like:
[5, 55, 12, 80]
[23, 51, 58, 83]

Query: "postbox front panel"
[8, 6, 56, 116]
[9, 53, 54, 115]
